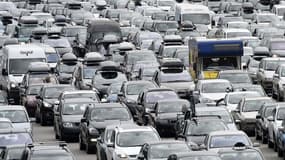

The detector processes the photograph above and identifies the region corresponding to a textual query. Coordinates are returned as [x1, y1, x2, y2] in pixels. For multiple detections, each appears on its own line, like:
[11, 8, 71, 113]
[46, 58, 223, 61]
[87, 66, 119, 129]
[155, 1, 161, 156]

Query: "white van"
[0, 44, 46, 104]
[272, 4, 285, 20]
[175, 4, 213, 29]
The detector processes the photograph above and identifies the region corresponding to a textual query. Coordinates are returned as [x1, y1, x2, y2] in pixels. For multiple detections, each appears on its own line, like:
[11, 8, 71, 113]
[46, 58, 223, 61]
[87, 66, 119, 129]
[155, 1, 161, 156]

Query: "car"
[35, 84, 75, 125]
[217, 70, 252, 89]
[153, 58, 195, 98]
[0, 118, 13, 129]
[136, 88, 179, 125]
[220, 91, 262, 112]
[96, 124, 160, 160]
[247, 58, 260, 83]
[150, 99, 190, 136]
[79, 103, 133, 154]
[54, 98, 97, 141]
[118, 80, 157, 119]
[137, 141, 191, 160]
[0, 129, 33, 146]
[91, 61, 127, 97]
[232, 97, 274, 135]
[194, 79, 233, 105]
[218, 143, 265, 160]
[21, 142, 76, 160]
[55, 53, 78, 84]
[272, 64, 285, 101]
[21, 84, 43, 117]
[58, 90, 100, 103]
[0, 105, 32, 133]
[196, 107, 237, 130]
[256, 103, 276, 144]
[256, 57, 285, 94]
[267, 103, 285, 151]
[176, 116, 229, 146]
[204, 130, 254, 151]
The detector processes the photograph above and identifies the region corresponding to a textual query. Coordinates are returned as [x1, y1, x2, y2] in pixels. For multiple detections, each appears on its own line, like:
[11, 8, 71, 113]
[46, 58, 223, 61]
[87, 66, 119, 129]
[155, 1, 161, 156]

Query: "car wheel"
[262, 130, 268, 144]
[268, 140, 274, 148]
[274, 136, 278, 152]
[278, 145, 283, 157]
[86, 143, 95, 154]
[40, 112, 46, 126]
[79, 134, 86, 150]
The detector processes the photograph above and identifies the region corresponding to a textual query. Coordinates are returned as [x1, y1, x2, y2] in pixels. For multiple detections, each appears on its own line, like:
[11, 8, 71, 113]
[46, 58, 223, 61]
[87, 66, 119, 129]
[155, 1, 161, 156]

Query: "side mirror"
[2, 69, 7, 75]
[267, 116, 274, 121]
[117, 92, 123, 97]
[107, 142, 114, 148]
[256, 114, 261, 119]
[54, 100, 59, 105]
[81, 118, 87, 123]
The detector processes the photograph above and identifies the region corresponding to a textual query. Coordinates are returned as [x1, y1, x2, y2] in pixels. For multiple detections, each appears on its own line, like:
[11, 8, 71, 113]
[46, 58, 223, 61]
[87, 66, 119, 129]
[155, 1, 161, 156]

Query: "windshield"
[150, 143, 189, 159]
[91, 107, 130, 121]
[196, 110, 232, 123]
[155, 22, 178, 32]
[9, 58, 46, 74]
[182, 14, 210, 24]
[83, 67, 97, 79]
[219, 73, 251, 84]
[127, 53, 156, 65]
[228, 93, 261, 104]
[59, 64, 76, 74]
[46, 53, 59, 63]
[0, 110, 28, 123]
[210, 135, 250, 148]
[18, 26, 38, 38]
[243, 99, 273, 112]
[271, 42, 285, 50]
[220, 151, 263, 160]
[146, 91, 178, 104]
[62, 103, 89, 115]
[0, 133, 32, 146]
[27, 85, 42, 95]
[126, 83, 155, 95]
[117, 131, 160, 147]
[44, 38, 71, 48]
[277, 108, 285, 120]
[265, 107, 275, 117]
[186, 120, 227, 135]
[64, 93, 97, 100]
[44, 87, 73, 99]
[158, 101, 189, 113]
[161, 71, 192, 83]
[202, 82, 231, 93]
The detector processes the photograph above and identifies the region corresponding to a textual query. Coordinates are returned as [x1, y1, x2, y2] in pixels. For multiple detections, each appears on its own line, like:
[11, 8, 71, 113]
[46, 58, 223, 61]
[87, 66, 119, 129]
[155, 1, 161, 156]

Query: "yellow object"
[203, 71, 219, 79]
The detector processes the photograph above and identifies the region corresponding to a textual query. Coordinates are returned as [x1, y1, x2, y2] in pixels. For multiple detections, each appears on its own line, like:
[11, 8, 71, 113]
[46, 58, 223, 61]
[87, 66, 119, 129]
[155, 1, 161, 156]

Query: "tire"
[262, 130, 267, 144]
[268, 140, 274, 148]
[86, 143, 95, 154]
[255, 128, 261, 140]
[278, 145, 283, 157]
[79, 135, 86, 150]
[40, 112, 46, 126]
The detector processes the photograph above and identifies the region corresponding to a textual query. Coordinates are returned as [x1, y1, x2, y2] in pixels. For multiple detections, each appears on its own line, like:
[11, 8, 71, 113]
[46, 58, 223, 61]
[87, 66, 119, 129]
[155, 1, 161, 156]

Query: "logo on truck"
[20, 51, 33, 56]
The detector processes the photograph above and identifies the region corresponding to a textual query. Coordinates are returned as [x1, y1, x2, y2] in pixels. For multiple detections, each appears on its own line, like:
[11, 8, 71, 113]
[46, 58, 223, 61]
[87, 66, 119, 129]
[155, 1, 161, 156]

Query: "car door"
[106, 130, 116, 160]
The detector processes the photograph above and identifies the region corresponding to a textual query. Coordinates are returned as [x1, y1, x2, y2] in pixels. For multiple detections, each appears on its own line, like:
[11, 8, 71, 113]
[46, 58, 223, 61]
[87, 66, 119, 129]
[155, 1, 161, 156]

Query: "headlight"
[88, 128, 99, 135]
[43, 101, 52, 108]
[10, 83, 16, 88]
[117, 153, 128, 159]
[63, 122, 73, 128]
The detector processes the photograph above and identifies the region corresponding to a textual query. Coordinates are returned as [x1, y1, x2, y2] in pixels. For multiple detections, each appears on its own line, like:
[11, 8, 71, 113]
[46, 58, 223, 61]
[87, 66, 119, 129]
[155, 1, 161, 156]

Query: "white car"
[194, 79, 233, 105]
[0, 105, 32, 133]
[0, 117, 13, 129]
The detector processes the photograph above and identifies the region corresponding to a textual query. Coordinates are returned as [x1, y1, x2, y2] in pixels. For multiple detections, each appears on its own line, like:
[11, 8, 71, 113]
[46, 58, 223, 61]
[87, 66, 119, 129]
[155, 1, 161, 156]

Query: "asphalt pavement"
[32, 123, 282, 160]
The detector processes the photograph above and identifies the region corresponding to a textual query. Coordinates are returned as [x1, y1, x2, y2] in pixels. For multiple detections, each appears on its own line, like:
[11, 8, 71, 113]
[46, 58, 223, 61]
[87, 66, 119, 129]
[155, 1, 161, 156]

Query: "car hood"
[125, 95, 138, 101]
[116, 146, 141, 156]
[157, 112, 181, 120]
[62, 115, 82, 123]
[90, 120, 131, 129]
[241, 112, 258, 119]
[200, 93, 226, 101]
[186, 135, 206, 145]
[8, 75, 24, 84]
[161, 82, 195, 91]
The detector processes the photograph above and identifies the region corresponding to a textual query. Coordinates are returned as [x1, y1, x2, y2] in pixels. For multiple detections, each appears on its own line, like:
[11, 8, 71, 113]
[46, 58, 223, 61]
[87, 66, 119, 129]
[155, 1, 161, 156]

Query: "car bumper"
[62, 126, 80, 136]
[240, 121, 256, 133]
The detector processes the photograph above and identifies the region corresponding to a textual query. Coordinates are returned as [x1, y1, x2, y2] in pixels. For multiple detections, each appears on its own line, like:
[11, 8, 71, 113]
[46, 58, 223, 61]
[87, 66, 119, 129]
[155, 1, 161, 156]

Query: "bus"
[189, 38, 244, 79]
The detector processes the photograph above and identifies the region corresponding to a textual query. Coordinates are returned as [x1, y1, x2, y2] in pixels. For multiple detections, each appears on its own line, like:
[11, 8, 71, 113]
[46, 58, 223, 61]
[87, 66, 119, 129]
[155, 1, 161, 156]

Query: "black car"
[54, 98, 97, 141]
[176, 116, 229, 146]
[21, 142, 76, 160]
[149, 99, 190, 136]
[35, 84, 75, 125]
[79, 103, 133, 154]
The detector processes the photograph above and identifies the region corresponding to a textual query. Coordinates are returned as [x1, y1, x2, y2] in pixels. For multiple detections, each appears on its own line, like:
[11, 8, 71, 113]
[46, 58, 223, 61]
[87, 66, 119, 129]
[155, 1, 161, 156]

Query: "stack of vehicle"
[3, 0, 285, 159]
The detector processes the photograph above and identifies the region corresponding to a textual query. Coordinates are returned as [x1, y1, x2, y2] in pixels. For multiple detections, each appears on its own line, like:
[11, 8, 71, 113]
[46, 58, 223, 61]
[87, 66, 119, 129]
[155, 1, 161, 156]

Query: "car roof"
[199, 79, 231, 84]
[243, 97, 272, 101]
[208, 130, 247, 136]
[0, 118, 11, 122]
[63, 98, 97, 104]
[90, 103, 125, 108]
[174, 151, 219, 157]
